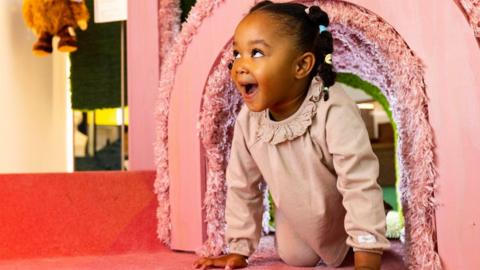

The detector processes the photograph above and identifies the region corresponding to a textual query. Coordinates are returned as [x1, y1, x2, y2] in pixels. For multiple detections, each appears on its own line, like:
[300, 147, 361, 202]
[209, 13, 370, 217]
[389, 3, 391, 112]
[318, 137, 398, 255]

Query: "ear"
[294, 52, 315, 79]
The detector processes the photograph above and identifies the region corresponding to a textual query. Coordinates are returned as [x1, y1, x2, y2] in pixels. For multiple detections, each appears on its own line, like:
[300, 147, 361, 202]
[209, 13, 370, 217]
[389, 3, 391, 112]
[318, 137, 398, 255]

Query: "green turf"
[382, 186, 398, 211]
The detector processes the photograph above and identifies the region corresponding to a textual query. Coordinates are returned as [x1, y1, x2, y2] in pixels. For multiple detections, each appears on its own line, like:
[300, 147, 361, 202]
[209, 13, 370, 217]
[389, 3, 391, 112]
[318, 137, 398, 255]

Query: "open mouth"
[243, 83, 258, 97]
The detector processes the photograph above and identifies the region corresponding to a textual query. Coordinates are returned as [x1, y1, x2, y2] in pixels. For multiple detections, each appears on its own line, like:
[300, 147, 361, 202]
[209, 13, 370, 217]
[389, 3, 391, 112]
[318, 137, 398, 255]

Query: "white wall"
[0, 0, 71, 173]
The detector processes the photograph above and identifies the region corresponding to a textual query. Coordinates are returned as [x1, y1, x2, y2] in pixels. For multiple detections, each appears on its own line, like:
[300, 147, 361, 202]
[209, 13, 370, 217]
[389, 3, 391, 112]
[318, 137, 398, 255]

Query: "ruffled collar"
[255, 77, 324, 145]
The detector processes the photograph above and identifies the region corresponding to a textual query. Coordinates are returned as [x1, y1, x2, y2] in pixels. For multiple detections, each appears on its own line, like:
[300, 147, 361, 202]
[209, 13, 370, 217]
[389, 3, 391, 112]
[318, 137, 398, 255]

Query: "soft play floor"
[0, 236, 406, 270]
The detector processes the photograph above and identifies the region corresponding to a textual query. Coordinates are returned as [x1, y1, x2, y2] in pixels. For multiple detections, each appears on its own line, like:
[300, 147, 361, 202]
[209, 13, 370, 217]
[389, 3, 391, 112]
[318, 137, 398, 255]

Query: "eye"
[233, 50, 240, 59]
[252, 49, 264, 58]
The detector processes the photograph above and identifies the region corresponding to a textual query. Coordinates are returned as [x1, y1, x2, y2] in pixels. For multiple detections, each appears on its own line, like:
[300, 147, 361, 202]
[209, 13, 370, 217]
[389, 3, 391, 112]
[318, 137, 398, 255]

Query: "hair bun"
[307, 6, 329, 27]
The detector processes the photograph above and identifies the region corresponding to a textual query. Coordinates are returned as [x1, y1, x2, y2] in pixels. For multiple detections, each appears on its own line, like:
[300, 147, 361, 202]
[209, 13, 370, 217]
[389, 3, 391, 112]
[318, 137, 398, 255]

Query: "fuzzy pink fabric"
[154, 0, 227, 246]
[153, 0, 182, 246]
[455, 0, 480, 38]
[154, 0, 454, 269]
[158, 0, 181, 60]
[197, 45, 243, 255]
[196, 44, 274, 256]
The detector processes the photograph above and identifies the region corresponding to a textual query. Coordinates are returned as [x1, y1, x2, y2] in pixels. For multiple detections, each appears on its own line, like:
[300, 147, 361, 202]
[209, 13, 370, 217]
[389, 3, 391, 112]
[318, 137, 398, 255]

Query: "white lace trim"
[256, 78, 323, 145]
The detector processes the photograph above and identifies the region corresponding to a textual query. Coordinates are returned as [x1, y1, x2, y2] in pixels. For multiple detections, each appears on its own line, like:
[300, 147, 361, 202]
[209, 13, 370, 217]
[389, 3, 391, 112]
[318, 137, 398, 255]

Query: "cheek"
[252, 66, 269, 85]
[229, 72, 242, 93]
[230, 68, 239, 86]
[255, 68, 275, 90]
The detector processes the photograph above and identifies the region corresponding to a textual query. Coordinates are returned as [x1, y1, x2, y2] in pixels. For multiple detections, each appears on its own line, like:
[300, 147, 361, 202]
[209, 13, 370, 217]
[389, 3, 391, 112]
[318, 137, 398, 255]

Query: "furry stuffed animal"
[22, 0, 90, 56]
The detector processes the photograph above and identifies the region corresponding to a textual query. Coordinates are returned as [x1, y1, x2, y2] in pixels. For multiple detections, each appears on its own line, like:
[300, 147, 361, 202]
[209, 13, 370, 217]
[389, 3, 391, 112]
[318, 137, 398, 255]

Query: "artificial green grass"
[382, 186, 398, 211]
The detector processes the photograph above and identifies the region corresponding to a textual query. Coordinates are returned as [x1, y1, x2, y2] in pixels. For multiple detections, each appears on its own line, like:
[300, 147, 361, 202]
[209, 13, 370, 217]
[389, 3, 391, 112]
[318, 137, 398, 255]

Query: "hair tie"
[323, 86, 330, 101]
[319, 25, 327, 33]
[324, 54, 332, 64]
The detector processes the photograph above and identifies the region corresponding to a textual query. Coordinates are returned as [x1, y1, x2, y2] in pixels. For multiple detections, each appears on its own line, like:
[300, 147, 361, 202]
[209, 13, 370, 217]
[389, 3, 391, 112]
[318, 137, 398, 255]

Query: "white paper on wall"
[94, 0, 128, 23]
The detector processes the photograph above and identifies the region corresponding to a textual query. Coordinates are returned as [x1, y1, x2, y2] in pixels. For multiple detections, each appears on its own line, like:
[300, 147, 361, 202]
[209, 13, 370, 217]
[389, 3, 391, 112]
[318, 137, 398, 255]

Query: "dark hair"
[249, 1, 336, 91]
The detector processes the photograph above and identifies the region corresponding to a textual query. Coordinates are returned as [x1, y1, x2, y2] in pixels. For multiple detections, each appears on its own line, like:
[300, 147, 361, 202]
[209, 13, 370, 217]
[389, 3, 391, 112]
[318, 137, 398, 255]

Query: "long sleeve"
[225, 119, 264, 257]
[325, 100, 390, 253]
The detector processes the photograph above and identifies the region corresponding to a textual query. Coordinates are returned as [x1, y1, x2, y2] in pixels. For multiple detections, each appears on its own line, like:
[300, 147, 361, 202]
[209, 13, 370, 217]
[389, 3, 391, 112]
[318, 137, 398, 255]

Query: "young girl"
[194, 1, 390, 269]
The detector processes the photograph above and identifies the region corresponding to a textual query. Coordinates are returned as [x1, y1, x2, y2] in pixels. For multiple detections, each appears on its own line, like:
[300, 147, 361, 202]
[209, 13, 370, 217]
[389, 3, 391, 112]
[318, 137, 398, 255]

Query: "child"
[194, 1, 390, 269]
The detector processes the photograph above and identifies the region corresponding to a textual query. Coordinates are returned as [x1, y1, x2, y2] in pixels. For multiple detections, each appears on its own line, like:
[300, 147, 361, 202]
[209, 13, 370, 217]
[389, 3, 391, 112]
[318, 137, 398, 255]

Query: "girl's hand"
[354, 251, 381, 270]
[193, 253, 248, 269]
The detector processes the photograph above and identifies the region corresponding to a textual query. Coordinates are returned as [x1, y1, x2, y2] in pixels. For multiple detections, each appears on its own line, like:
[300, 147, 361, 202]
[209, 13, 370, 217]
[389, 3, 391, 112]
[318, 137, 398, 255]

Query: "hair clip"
[305, 7, 310, 14]
[324, 54, 332, 65]
[319, 25, 327, 33]
[323, 86, 330, 101]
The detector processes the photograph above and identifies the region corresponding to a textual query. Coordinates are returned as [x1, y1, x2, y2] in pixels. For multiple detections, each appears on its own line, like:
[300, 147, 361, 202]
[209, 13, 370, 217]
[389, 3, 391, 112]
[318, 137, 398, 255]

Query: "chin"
[244, 102, 266, 112]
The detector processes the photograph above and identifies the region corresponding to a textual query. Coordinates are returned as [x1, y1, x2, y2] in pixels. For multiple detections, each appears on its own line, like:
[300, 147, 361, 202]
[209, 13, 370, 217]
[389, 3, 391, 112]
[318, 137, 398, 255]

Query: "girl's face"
[231, 12, 304, 115]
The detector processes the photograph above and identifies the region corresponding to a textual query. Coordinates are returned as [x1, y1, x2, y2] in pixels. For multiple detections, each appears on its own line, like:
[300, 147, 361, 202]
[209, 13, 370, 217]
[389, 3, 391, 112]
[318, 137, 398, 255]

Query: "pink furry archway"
[154, 0, 442, 269]
[197, 44, 242, 256]
[153, 0, 182, 246]
[454, 0, 480, 40]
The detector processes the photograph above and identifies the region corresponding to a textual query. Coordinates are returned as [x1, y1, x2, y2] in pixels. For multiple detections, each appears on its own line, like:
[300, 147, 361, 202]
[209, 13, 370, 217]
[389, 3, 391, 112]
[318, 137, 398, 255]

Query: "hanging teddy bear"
[22, 0, 90, 56]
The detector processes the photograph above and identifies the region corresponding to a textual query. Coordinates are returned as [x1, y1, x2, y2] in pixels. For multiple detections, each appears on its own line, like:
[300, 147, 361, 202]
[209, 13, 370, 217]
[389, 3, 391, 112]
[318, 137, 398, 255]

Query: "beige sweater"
[225, 77, 390, 267]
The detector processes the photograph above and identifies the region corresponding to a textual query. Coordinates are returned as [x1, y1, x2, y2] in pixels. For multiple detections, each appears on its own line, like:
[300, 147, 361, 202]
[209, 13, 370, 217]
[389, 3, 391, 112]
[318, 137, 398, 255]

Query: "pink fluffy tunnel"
[149, 1, 480, 269]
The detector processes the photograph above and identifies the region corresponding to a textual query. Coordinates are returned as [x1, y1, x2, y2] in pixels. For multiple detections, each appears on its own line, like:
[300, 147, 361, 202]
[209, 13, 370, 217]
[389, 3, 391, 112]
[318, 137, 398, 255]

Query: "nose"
[234, 63, 248, 75]
[231, 58, 249, 75]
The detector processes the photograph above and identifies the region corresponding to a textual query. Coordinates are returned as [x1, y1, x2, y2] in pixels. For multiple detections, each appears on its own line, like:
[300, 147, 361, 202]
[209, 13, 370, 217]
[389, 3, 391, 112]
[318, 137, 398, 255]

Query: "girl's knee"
[277, 247, 320, 267]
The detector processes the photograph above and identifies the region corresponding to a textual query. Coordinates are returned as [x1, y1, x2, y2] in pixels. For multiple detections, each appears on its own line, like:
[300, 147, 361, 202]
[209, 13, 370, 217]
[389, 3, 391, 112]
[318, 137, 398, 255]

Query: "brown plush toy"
[22, 0, 90, 56]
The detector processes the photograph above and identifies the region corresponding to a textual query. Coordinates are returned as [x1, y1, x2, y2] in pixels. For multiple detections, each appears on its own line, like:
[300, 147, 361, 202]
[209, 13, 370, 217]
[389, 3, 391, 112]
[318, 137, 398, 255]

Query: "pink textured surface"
[153, 0, 182, 249]
[0, 171, 161, 260]
[454, 0, 480, 38]
[0, 237, 405, 270]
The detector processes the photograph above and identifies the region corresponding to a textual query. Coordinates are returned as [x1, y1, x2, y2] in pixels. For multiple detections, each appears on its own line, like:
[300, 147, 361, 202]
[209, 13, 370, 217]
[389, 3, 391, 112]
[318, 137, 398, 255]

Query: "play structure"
[0, 1, 478, 269]
[152, 1, 480, 269]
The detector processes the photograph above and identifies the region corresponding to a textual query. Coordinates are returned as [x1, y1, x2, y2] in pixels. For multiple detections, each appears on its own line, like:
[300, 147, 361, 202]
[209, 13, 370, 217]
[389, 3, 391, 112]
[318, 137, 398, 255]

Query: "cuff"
[346, 231, 391, 253]
[353, 247, 384, 255]
[227, 238, 254, 257]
